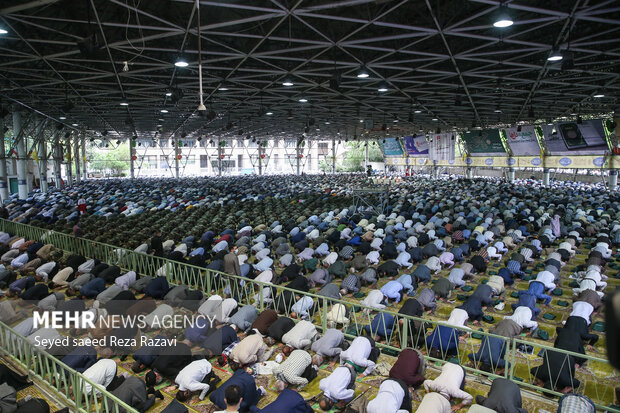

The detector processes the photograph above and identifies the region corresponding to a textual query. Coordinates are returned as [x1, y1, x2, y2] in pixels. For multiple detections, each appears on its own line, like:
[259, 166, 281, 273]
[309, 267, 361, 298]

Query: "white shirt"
[291, 296, 314, 319]
[446, 308, 469, 328]
[215, 298, 238, 323]
[115, 271, 136, 290]
[10, 253, 29, 268]
[323, 252, 338, 266]
[254, 270, 273, 284]
[395, 252, 412, 268]
[367, 380, 408, 413]
[423, 362, 472, 405]
[505, 306, 537, 330]
[570, 301, 594, 325]
[36, 262, 57, 277]
[366, 251, 380, 265]
[370, 238, 383, 250]
[426, 257, 441, 273]
[415, 392, 451, 413]
[255, 248, 270, 261]
[361, 290, 385, 310]
[282, 320, 317, 349]
[175, 359, 212, 391]
[339, 337, 375, 375]
[78, 259, 96, 274]
[83, 359, 117, 395]
[319, 367, 355, 402]
[533, 271, 555, 290]
[212, 240, 228, 253]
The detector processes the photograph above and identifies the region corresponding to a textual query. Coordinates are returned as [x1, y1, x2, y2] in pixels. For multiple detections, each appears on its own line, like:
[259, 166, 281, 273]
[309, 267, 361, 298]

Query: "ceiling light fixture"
[218, 86, 229, 91]
[593, 91, 605, 98]
[72, 123, 78, 127]
[414, 110, 422, 114]
[377, 82, 389, 92]
[432, 118, 438, 121]
[547, 47, 563, 61]
[357, 65, 369, 78]
[282, 77, 294, 87]
[493, 4, 513, 28]
[59, 116, 66, 120]
[120, 101, 129, 106]
[298, 98, 308, 103]
[174, 57, 189, 67]
[160, 109, 168, 113]
[266, 111, 273, 115]
[165, 92, 172, 97]
[0, 29, 7, 35]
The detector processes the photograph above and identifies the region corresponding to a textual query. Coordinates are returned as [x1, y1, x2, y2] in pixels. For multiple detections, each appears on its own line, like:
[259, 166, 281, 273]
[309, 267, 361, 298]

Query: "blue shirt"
[250, 389, 309, 413]
[210, 370, 261, 412]
[381, 281, 404, 302]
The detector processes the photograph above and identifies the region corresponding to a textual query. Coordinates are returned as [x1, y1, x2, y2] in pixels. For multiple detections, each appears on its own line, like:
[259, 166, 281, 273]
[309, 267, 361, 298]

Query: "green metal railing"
[1, 219, 619, 411]
[0, 321, 138, 413]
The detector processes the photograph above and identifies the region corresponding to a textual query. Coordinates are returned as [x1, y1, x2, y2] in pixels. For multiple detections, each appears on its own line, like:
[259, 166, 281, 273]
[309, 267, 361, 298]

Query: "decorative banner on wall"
[428, 133, 455, 161]
[462, 129, 506, 156]
[380, 137, 404, 156]
[504, 125, 540, 156]
[403, 135, 429, 156]
[542, 119, 608, 155]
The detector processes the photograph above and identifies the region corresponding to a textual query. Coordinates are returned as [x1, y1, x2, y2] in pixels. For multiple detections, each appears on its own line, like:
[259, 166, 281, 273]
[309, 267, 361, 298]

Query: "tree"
[341, 141, 384, 172]
[88, 143, 130, 176]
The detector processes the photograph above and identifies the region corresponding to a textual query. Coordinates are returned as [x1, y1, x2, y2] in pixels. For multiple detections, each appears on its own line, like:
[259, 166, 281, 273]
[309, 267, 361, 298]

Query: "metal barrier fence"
[0, 321, 138, 413]
[1, 219, 619, 412]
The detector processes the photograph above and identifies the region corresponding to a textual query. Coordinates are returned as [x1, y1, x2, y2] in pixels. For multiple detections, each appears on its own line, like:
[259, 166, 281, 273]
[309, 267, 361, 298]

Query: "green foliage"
[341, 141, 383, 172]
[88, 143, 130, 175]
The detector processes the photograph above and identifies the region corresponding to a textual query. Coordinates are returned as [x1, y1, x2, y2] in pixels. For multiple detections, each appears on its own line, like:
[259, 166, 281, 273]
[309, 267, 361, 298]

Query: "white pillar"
[331, 138, 336, 173]
[296, 140, 301, 175]
[174, 139, 180, 178]
[38, 129, 49, 194]
[13, 111, 28, 200]
[0, 116, 9, 201]
[609, 169, 618, 191]
[65, 134, 72, 185]
[466, 167, 473, 179]
[257, 142, 263, 175]
[74, 133, 81, 184]
[365, 142, 369, 168]
[542, 168, 550, 186]
[217, 139, 222, 176]
[129, 139, 135, 179]
[81, 135, 87, 180]
[53, 132, 62, 188]
[508, 167, 516, 182]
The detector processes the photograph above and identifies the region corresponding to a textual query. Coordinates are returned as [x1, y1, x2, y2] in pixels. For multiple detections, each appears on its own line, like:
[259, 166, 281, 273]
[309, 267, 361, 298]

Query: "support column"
[609, 169, 618, 191]
[257, 141, 263, 175]
[466, 167, 473, 179]
[174, 140, 180, 178]
[129, 139, 135, 179]
[296, 140, 301, 176]
[65, 134, 72, 185]
[542, 168, 550, 186]
[331, 137, 336, 173]
[217, 139, 222, 176]
[0, 115, 9, 201]
[508, 167, 516, 182]
[53, 132, 62, 188]
[364, 141, 369, 168]
[38, 130, 49, 194]
[74, 132, 81, 184]
[81, 135, 87, 180]
[13, 111, 28, 200]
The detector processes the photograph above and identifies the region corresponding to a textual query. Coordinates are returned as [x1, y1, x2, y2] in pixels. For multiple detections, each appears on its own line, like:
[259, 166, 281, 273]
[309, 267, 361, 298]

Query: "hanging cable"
[196, 0, 206, 111]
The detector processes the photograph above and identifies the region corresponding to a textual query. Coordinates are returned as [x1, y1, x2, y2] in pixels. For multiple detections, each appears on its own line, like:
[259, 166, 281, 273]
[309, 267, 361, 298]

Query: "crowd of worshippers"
[0, 175, 617, 412]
